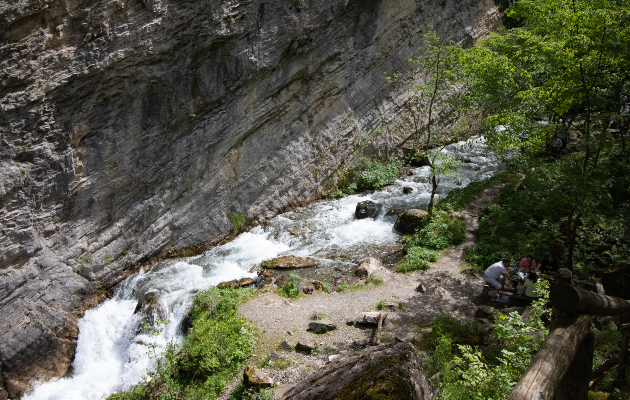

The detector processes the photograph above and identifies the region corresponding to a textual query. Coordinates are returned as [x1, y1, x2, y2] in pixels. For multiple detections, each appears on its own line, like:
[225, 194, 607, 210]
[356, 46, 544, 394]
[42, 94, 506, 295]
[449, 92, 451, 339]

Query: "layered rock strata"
[0, 0, 500, 394]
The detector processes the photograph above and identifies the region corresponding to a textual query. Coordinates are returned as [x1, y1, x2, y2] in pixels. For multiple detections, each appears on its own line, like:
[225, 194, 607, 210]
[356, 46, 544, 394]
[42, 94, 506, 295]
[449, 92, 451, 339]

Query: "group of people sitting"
[483, 254, 560, 300]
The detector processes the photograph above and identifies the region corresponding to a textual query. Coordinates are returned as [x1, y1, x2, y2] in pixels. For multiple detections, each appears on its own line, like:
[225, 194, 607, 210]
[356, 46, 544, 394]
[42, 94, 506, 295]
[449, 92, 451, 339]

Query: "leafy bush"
[355, 158, 402, 191]
[279, 273, 301, 299]
[427, 282, 551, 400]
[108, 287, 256, 400]
[403, 213, 466, 251]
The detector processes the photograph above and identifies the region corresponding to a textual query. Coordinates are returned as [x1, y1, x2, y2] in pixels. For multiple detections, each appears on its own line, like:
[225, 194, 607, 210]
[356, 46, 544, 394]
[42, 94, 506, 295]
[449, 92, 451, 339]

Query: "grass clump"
[227, 211, 246, 234]
[108, 287, 256, 400]
[376, 299, 388, 310]
[403, 213, 466, 251]
[397, 246, 439, 272]
[337, 277, 383, 293]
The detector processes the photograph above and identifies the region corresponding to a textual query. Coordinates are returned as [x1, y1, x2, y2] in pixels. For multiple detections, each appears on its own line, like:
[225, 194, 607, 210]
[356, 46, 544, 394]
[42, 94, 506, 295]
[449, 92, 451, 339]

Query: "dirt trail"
[232, 185, 502, 397]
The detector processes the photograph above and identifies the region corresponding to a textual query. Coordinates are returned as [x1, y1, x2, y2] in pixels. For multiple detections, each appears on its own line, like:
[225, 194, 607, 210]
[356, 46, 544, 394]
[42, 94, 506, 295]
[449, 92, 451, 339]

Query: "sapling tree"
[387, 28, 471, 214]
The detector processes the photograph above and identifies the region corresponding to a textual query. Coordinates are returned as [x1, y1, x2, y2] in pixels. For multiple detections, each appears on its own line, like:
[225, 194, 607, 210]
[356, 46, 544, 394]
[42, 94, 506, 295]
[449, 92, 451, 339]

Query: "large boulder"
[243, 366, 273, 390]
[355, 257, 384, 278]
[394, 209, 429, 234]
[262, 256, 318, 269]
[134, 291, 167, 326]
[279, 342, 436, 400]
[355, 201, 382, 219]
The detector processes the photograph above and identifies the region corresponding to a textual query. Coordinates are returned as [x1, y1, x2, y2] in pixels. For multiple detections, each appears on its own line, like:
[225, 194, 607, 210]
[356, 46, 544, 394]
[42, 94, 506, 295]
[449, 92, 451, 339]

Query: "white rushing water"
[25, 137, 502, 400]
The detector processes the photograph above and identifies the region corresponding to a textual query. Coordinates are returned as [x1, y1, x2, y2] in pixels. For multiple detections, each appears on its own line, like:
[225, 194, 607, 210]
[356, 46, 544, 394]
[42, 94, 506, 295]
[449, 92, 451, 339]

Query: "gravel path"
[225, 186, 502, 398]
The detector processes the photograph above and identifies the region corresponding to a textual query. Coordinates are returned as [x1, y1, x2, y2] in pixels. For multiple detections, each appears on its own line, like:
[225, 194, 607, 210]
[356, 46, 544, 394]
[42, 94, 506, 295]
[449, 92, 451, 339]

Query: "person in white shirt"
[484, 258, 511, 290]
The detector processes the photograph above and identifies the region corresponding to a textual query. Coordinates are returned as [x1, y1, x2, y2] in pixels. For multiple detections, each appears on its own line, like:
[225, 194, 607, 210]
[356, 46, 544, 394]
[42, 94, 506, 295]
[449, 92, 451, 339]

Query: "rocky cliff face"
[0, 0, 500, 396]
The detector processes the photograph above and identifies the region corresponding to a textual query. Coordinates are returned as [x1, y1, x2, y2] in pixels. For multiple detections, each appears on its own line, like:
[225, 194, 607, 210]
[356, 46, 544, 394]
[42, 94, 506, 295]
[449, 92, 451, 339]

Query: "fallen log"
[550, 285, 630, 316]
[508, 314, 592, 400]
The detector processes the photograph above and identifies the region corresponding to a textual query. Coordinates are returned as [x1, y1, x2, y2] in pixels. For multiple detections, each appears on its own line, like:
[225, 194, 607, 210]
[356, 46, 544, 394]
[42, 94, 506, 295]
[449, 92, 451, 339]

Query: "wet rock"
[217, 277, 257, 289]
[355, 201, 382, 219]
[308, 321, 337, 334]
[262, 256, 318, 269]
[355, 257, 383, 278]
[279, 343, 436, 400]
[311, 280, 324, 291]
[403, 186, 413, 194]
[134, 291, 167, 322]
[290, 228, 301, 236]
[244, 366, 273, 389]
[180, 307, 193, 335]
[394, 209, 429, 234]
[296, 337, 318, 352]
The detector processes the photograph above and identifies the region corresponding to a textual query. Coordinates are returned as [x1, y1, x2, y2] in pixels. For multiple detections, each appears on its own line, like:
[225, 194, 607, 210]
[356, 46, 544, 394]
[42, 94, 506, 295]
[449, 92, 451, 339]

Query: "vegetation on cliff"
[109, 287, 256, 400]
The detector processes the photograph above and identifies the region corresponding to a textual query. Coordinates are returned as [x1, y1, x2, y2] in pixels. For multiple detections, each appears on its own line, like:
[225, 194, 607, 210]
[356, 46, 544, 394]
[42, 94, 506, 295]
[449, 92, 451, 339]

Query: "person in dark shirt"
[539, 255, 559, 274]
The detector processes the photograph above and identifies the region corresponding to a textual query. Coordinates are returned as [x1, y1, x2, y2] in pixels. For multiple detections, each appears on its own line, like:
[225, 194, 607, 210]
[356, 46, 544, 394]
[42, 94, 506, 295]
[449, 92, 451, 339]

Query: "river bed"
[25, 137, 502, 400]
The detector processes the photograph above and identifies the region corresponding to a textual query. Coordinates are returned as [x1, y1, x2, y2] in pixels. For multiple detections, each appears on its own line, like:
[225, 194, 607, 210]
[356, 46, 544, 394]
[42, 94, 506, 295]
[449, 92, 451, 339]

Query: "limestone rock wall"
[0, 0, 500, 395]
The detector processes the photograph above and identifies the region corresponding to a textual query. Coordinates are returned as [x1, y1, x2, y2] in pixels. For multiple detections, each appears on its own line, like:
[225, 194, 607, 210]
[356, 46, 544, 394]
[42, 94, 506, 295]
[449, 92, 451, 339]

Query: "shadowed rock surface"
[279, 342, 436, 400]
[0, 0, 500, 393]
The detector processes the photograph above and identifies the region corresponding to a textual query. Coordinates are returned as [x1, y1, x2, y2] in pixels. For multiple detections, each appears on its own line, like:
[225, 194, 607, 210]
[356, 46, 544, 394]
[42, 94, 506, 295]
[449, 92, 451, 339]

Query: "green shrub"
[355, 158, 402, 191]
[322, 282, 332, 293]
[108, 287, 256, 400]
[279, 273, 301, 299]
[227, 211, 246, 234]
[406, 246, 439, 262]
[376, 299, 387, 310]
[403, 213, 466, 251]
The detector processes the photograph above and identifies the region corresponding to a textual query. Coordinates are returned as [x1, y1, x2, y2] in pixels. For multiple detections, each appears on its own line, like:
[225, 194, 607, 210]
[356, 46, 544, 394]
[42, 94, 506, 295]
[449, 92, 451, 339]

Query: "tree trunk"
[428, 175, 437, 214]
[508, 314, 592, 400]
[550, 285, 630, 316]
